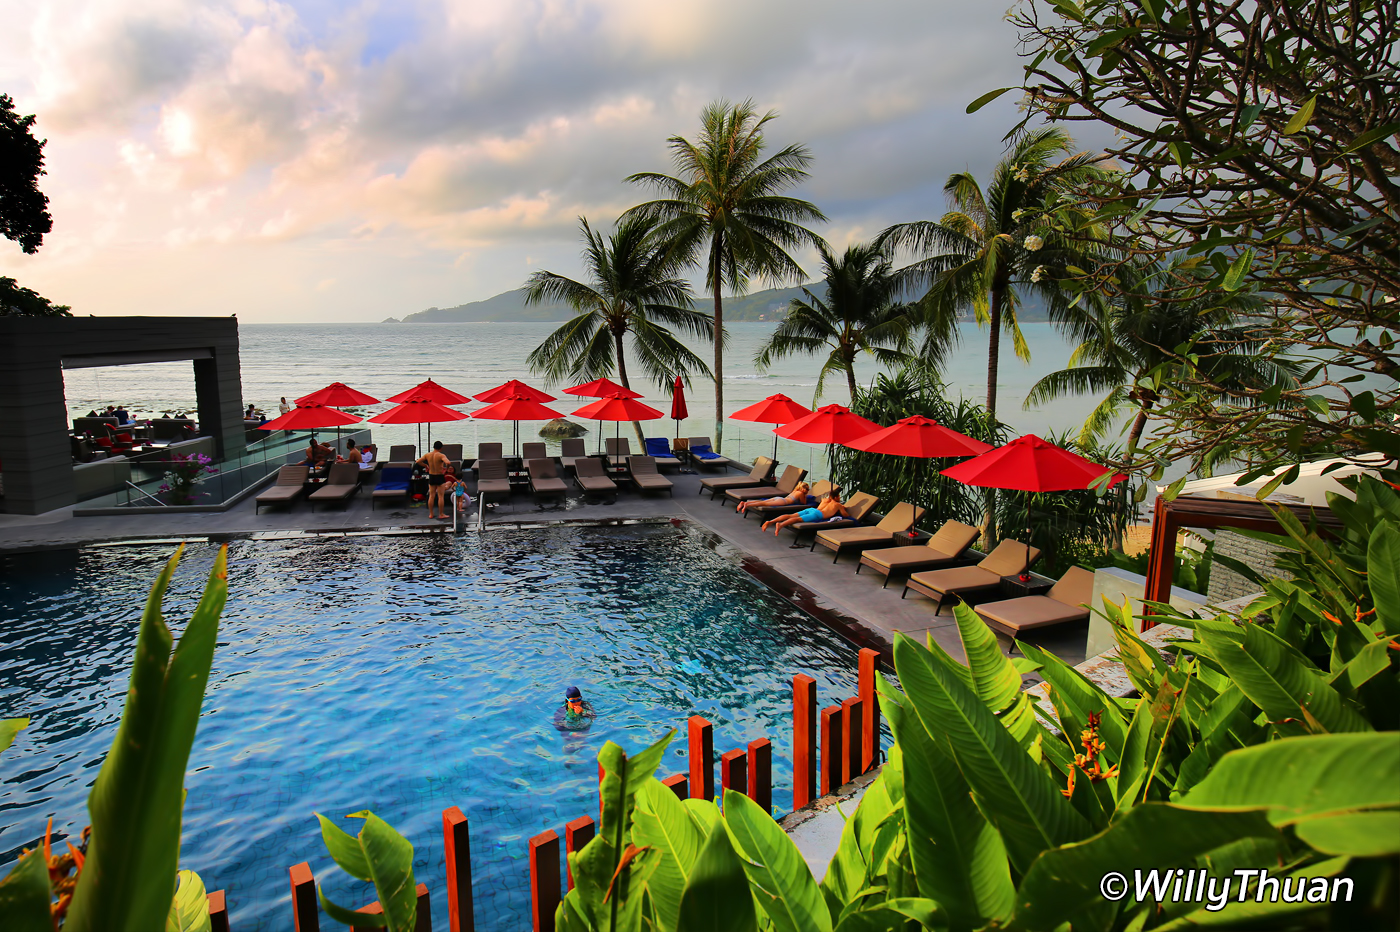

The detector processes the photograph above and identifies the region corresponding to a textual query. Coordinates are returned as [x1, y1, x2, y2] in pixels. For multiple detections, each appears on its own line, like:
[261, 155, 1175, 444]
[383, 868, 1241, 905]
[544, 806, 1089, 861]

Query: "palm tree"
[754, 241, 918, 403]
[878, 127, 1102, 423]
[624, 98, 827, 451]
[1026, 257, 1298, 451]
[524, 215, 715, 440]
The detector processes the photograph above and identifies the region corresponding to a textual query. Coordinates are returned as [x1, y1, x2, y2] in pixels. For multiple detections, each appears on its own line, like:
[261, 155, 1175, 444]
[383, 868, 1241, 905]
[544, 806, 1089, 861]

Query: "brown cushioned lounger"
[573, 456, 617, 496]
[527, 458, 568, 498]
[370, 465, 412, 509]
[605, 437, 632, 468]
[779, 492, 879, 540]
[743, 480, 834, 520]
[475, 458, 511, 501]
[522, 442, 548, 462]
[902, 539, 1043, 613]
[388, 444, 416, 464]
[473, 443, 503, 474]
[628, 456, 674, 496]
[559, 438, 588, 474]
[255, 465, 309, 513]
[973, 566, 1096, 637]
[309, 463, 362, 511]
[857, 520, 981, 587]
[699, 456, 775, 498]
[814, 502, 927, 562]
[724, 465, 808, 505]
[688, 436, 733, 471]
[440, 443, 464, 472]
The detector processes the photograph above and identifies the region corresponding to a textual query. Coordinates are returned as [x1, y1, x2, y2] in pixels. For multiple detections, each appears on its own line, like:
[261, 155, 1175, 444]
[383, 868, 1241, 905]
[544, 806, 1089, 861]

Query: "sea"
[61, 321, 1105, 468]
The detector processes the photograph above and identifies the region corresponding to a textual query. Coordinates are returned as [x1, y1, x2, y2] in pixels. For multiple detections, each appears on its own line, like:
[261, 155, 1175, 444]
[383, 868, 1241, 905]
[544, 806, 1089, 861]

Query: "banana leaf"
[315, 811, 415, 931]
[723, 788, 831, 932]
[0, 848, 53, 932]
[676, 821, 757, 932]
[633, 778, 704, 932]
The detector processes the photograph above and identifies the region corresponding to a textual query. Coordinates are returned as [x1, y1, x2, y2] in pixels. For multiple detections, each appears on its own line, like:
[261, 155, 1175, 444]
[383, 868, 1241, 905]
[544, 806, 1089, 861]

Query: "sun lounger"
[973, 567, 1096, 638]
[371, 466, 412, 510]
[605, 437, 633, 470]
[522, 442, 548, 463]
[527, 458, 568, 499]
[559, 438, 589, 474]
[813, 502, 926, 561]
[902, 539, 1043, 612]
[643, 438, 682, 471]
[255, 465, 309, 513]
[473, 443, 503, 475]
[573, 456, 617, 497]
[308, 463, 362, 511]
[627, 456, 673, 496]
[440, 443, 464, 473]
[388, 444, 416, 464]
[475, 458, 511, 502]
[857, 520, 981, 587]
[780, 492, 880, 542]
[699, 456, 775, 498]
[687, 436, 733, 471]
[743, 480, 836, 520]
[723, 465, 808, 505]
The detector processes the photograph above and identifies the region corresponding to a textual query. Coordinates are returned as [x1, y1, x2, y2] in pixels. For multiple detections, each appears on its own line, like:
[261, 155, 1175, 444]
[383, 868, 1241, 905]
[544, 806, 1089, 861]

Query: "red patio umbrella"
[941, 434, 1127, 579]
[774, 404, 881, 482]
[296, 382, 380, 407]
[844, 415, 993, 458]
[475, 379, 556, 403]
[563, 377, 642, 399]
[258, 403, 361, 453]
[387, 379, 472, 405]
[370, 398, 470, 456]
[572, 393, 666, 453]
[471, 394, 566, 458]
[731, 393, 813, 461]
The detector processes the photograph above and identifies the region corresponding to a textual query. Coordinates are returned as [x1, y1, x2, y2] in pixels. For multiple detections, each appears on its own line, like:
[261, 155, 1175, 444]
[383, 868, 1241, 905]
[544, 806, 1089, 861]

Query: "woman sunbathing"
[761, 491, 850, 535]
[736, 481, 811, 514]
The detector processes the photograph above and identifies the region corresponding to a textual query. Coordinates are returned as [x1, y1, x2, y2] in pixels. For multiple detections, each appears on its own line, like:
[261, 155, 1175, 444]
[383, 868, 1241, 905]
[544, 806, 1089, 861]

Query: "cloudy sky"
[0, 0, 1073, 323]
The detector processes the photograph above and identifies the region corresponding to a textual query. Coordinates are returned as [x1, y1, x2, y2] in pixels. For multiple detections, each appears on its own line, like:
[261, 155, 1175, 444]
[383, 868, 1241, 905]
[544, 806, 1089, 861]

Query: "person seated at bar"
[761, 490, 850, 535]
[553, 686, 595, 732]
[736, 480, 812, 514]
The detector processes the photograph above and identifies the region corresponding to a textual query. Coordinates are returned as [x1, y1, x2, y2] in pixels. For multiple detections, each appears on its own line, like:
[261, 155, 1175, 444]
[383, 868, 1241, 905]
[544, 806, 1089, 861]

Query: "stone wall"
[1207, 529, 1283, 603]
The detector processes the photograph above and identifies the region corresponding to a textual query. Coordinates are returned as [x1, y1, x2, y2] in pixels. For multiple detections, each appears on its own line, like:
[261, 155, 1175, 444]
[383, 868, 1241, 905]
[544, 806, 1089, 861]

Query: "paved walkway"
[0, 467, 1089, 665]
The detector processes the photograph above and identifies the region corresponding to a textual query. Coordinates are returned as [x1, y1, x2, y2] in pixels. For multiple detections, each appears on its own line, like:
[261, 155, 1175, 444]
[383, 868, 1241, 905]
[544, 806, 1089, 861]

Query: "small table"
[1000, 574, 1054, 598]
[894, 530, 932, 547]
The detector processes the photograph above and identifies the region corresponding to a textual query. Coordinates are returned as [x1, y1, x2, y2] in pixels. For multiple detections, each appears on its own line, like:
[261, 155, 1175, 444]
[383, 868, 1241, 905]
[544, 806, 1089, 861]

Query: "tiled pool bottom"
[0, 525, 869, 931]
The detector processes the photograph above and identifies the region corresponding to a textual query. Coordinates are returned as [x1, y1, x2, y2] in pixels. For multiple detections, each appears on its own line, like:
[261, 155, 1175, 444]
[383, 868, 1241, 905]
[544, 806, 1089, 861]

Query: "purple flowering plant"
[159, 453, 219, 505]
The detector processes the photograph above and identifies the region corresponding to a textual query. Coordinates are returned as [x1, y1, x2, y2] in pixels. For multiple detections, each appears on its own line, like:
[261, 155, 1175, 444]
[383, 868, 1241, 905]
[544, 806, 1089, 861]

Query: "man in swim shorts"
[761, 489, 849, 535]
[416, 440, 452, 519]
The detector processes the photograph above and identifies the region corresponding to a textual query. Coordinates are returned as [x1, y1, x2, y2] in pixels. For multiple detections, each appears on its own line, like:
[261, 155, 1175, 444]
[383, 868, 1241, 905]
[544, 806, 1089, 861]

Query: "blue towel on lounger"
[690, 444, 722, 460]
[644, 438, 672, 457]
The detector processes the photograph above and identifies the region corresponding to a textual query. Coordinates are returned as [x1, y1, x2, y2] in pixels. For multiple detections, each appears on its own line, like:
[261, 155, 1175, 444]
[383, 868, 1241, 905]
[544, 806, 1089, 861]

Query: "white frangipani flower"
[1031, 265, 1047, 283]
[1023, 235, 1044, 251]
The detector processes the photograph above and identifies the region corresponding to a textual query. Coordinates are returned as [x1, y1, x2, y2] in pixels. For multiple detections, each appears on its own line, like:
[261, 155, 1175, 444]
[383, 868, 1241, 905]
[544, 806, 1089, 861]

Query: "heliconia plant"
[314, 810, 418, 931]
[0, 545, 227, 932]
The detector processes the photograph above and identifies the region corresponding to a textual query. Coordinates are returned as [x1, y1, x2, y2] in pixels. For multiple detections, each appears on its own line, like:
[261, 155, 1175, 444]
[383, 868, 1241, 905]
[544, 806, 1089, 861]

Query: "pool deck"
[0, 467, 1088, 666]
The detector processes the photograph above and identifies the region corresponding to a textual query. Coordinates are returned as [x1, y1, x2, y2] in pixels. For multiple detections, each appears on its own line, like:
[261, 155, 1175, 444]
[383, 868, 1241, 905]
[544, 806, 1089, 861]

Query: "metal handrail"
[125, 481, 168, 506]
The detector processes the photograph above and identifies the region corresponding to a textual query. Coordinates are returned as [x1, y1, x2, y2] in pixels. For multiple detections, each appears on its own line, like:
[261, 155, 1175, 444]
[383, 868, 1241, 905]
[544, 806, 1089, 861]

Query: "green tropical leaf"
[1368, 521, 1400, 636]
[893, 633, 1088, 875]
[1195, 620, 1371, 734]
[1343, 121, 1400, 151]
[1181, 733, 1400, 825]
[0, 718, 28, 755]
[1283, 96, 1317, 134]
[818, 768, 896, 915]
[1007, 804, 1279, 931]
[316, 813, 372, 881]
[350, 812, 416, 932]
[1019, 642, 1128, 755]
[1295, 810, 1400, 856]
[1220, 247, 1255, 291]
[833, 897, 945, 932]
[318, 889, 389, 928]
[634, 779, 704, 932]
[165, 870, 211, 932]
[0, 848, 55, 932]
[1152, 856, 1350, 930]
[966, 87, 1016, 114]
[949, 603, 1039, 744]
[723, 789, 830, 932]
[676, 821, 757, 932]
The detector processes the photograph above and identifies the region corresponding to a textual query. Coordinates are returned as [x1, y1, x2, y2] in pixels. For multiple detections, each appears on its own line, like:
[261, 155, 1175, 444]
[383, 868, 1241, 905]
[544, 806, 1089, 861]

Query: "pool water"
[0, 525, 873, 930]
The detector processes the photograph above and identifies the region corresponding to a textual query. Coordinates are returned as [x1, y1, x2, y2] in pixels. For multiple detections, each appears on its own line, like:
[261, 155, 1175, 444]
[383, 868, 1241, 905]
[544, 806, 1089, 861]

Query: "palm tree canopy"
[524, 215, 715, 391]
[754, 241, 918, 401]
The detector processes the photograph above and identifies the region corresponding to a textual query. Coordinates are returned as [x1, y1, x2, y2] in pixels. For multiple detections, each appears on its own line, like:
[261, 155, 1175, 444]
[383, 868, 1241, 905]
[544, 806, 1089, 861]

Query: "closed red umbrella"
[387, 379, 472, 405]
[370, 398, 470, 456]
[296, 382, 380, 406]
[573, 393, 665, 452]
[476, 379, 556, 403]
[670, 377, 689, 467]
[731, 393, 813, 461]
[941, 434, 1127, 579]
[563, 377, 642, 399]
[470, 394, 566, 458]
[844, 415, 993, 458]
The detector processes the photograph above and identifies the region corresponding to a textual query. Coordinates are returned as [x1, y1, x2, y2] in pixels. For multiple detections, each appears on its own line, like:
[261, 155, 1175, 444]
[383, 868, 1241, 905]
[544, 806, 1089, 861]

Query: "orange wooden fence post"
[290, 862, 319, 932]
[529, 829, 561, 932]
[564, 816, 595, 891]
[793, 674, 816, 809]
[720, 748, 747, 805]
[858, 648, 880, 772]
[443, 806, 475, 932]
[688, 715, 714, 800]
[660, 773, 689, 799]
[819, 705, 843, 797]
[747, 738, 772, 814]
[351, 884, 430, 931]
[842, 696, 863, 785]
[207, 890, 228, 932]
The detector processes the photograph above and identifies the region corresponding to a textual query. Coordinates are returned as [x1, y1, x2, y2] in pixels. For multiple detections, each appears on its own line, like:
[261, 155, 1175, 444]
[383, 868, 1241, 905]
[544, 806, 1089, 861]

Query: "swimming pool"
[0, 524, 874, 930]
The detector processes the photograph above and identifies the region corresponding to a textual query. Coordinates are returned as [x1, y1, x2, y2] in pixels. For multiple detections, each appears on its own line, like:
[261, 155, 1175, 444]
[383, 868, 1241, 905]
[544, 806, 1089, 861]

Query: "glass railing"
[75, 429, 373, 510]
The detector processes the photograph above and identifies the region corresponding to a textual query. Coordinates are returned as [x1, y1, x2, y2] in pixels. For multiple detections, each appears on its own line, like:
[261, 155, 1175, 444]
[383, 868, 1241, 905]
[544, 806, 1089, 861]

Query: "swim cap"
[565, 686, 582, 700]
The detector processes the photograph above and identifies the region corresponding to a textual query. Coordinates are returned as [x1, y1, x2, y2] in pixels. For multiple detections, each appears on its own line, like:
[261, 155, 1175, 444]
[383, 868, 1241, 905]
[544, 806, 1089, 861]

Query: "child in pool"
[736, 481, 811, 514]
[553, 686, 596, 732]
[761, 490, 850, 535]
